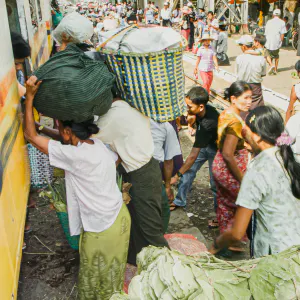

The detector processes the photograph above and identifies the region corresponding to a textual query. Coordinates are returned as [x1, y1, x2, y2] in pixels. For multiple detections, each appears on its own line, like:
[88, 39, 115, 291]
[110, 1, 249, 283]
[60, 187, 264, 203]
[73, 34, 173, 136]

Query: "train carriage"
[0, 0, 53, 298]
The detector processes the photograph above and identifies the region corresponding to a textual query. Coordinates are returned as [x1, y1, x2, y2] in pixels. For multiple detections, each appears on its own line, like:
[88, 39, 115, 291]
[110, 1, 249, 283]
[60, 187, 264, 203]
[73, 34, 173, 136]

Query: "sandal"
[208, 219, 219, 229]
[228, 246, 246, 252]
[169, 203, 183, 211]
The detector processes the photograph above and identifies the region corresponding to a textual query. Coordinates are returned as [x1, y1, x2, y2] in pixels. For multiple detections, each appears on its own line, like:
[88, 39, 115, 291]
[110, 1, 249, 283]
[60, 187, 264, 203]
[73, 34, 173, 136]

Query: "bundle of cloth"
[98, 26, 183, 53]
[34, 12, 115, 122]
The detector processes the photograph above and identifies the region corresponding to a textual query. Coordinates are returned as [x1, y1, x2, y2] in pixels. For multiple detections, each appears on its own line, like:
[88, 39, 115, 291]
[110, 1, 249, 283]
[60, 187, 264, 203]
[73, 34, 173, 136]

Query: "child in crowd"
[192, 13, 207, 54]
[216, 23, 229, 65]
[245, 34, 266, 57]
[244, 35, 272, 70]
[194, 33, 219, 95]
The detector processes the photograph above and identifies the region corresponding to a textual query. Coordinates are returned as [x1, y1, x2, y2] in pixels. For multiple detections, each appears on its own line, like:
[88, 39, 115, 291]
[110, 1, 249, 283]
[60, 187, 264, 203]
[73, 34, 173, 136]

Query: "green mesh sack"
[34, 44, 115, 123]
[56, 211, 80, 250]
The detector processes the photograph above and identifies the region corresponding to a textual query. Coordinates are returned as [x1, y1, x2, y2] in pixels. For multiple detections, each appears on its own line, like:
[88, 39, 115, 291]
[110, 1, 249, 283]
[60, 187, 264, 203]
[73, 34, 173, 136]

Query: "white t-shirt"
[150, 120, 182, 162]
[161, 8, 171, 20]
[48, 139, 123, 236]
[94, 100, 154, 172]
[210, 18, 219, 40]
[236, 53, 266, 83]
[265, 17, 287, 50]
[286, 114, 300, 161]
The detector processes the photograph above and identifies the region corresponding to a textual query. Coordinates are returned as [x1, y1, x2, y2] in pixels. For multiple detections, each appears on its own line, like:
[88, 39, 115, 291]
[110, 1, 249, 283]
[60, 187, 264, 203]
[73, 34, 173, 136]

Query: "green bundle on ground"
[39, 178, 80, 250]
[111, 245, 300, 299]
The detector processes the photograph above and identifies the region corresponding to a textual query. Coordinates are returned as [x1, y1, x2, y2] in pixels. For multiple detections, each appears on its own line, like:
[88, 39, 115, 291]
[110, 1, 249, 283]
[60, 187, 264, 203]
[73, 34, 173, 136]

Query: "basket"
[27, 143, 54, 189]
[56, 211, 80, 250]
[99, 26, 186, 122]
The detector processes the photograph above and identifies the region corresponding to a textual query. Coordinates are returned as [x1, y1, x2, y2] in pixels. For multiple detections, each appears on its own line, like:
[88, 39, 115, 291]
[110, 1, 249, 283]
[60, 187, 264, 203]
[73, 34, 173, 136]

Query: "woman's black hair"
[245, 106, 300, 199]
[61, 118, 99, 140]
[186, 86, 209, 105]
[224, 80, 252, 102]
[10, 32, 31, 59]
[295, 60, 300, 71]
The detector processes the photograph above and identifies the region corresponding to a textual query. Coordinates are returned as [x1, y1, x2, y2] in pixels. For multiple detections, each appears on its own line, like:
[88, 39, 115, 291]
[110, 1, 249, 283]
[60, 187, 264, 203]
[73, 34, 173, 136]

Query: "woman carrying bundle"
[24, 76, 131, 300]
[210, 106, 300, 258]
[212, 81, 252, 247]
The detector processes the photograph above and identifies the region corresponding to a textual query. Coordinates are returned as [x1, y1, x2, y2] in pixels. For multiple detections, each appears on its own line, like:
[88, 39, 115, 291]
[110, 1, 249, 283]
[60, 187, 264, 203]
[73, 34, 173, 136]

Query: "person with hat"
[194, 33, 219, 95]
[160, 2, 172, 27]
[264, 9, 287, 75]
[236, 35, 266, 117]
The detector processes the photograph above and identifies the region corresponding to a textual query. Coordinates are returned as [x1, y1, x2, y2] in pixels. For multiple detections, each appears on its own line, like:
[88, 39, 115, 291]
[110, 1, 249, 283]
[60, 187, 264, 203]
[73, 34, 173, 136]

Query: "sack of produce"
[111, 245, 300, 299]
[40, 178, 80, 250]
[33, 43, 115, 123]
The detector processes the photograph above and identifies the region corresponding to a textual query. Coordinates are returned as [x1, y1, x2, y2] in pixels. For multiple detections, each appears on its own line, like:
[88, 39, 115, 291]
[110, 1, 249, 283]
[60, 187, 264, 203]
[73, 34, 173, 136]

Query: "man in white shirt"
[160, 2, 171, 27]
[207, 11, 219, 51]
[236, 35, 267, 114]
[94, 94, 169, 265]
[265, 9, 287, 75]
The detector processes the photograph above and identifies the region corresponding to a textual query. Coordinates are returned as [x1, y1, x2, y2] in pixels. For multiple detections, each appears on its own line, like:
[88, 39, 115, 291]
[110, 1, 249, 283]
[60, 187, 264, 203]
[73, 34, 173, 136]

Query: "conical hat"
[200, 33, 214, 41]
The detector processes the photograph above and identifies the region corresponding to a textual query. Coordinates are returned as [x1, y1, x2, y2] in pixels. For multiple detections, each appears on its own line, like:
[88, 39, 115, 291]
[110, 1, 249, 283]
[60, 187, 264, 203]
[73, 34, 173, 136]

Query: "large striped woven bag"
[98, 26, 187, 122]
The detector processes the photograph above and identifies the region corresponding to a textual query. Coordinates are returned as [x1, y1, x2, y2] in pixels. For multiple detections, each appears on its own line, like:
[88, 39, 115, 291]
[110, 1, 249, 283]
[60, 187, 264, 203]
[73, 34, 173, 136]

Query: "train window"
[29, 0, 38, 29]
[37, 0, 43, 21]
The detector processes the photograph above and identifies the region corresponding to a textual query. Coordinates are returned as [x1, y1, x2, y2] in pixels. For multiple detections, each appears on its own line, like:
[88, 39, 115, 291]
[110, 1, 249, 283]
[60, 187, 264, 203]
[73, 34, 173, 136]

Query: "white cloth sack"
[53, 12, 94, 45]
[99, 27, 182, 53]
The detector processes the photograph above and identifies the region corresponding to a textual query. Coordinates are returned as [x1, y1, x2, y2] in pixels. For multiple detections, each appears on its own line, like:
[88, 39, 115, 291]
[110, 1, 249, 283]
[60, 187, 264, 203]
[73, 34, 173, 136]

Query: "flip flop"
[208, 219, 219, 229]
[228, 246, 246, 252]
[169, 203, 183, 211]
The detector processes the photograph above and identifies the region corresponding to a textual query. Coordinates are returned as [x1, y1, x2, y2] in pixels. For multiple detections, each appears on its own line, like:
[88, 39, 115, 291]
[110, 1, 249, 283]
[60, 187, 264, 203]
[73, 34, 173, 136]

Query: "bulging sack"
[33, 44, 115, 123]
[53, 12, 94, 45]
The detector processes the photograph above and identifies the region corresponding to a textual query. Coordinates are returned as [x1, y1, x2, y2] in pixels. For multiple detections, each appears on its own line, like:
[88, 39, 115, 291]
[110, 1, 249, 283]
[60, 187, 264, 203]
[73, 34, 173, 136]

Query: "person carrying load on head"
[24, 76, 131, 300]
[93, 87, 169, 266]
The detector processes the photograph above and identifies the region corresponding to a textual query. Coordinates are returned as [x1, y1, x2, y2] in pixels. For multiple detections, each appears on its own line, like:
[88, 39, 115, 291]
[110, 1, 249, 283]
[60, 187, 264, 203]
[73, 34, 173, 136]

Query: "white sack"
[53, 12, 94, 45]
[98, 27, 182, 53]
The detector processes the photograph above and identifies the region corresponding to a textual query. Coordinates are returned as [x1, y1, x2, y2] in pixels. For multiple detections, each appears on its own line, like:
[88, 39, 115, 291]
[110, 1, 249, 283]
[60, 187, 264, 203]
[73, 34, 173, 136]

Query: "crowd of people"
[10, 1, 300, 299]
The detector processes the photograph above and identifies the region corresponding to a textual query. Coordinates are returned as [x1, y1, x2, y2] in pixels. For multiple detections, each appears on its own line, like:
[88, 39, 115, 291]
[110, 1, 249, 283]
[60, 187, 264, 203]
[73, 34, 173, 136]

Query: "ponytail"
[246, 106, 300, 199]
[279, 145, 300, 199]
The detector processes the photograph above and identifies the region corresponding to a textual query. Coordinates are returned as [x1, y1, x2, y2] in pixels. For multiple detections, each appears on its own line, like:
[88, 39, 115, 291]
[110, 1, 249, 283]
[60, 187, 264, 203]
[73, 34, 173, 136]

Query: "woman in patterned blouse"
[210, 106, 300, 257]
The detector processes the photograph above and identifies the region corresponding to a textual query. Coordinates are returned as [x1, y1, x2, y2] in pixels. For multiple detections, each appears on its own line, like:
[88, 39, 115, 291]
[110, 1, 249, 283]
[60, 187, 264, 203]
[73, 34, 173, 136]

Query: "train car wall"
[0, 0, 30, 299]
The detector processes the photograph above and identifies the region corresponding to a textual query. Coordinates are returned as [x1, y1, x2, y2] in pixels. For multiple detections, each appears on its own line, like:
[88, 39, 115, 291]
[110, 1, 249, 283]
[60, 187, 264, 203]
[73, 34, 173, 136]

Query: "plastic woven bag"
[27, 143, 54, 189]
[53, 12, 94, 45]
[33, 43, 115, 122]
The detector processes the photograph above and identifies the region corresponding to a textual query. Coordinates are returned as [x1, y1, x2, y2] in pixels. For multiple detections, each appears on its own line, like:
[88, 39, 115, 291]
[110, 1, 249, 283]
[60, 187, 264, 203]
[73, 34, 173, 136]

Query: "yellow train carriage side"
[1, 0, 52, 298]
[0, 5, 30, 299]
